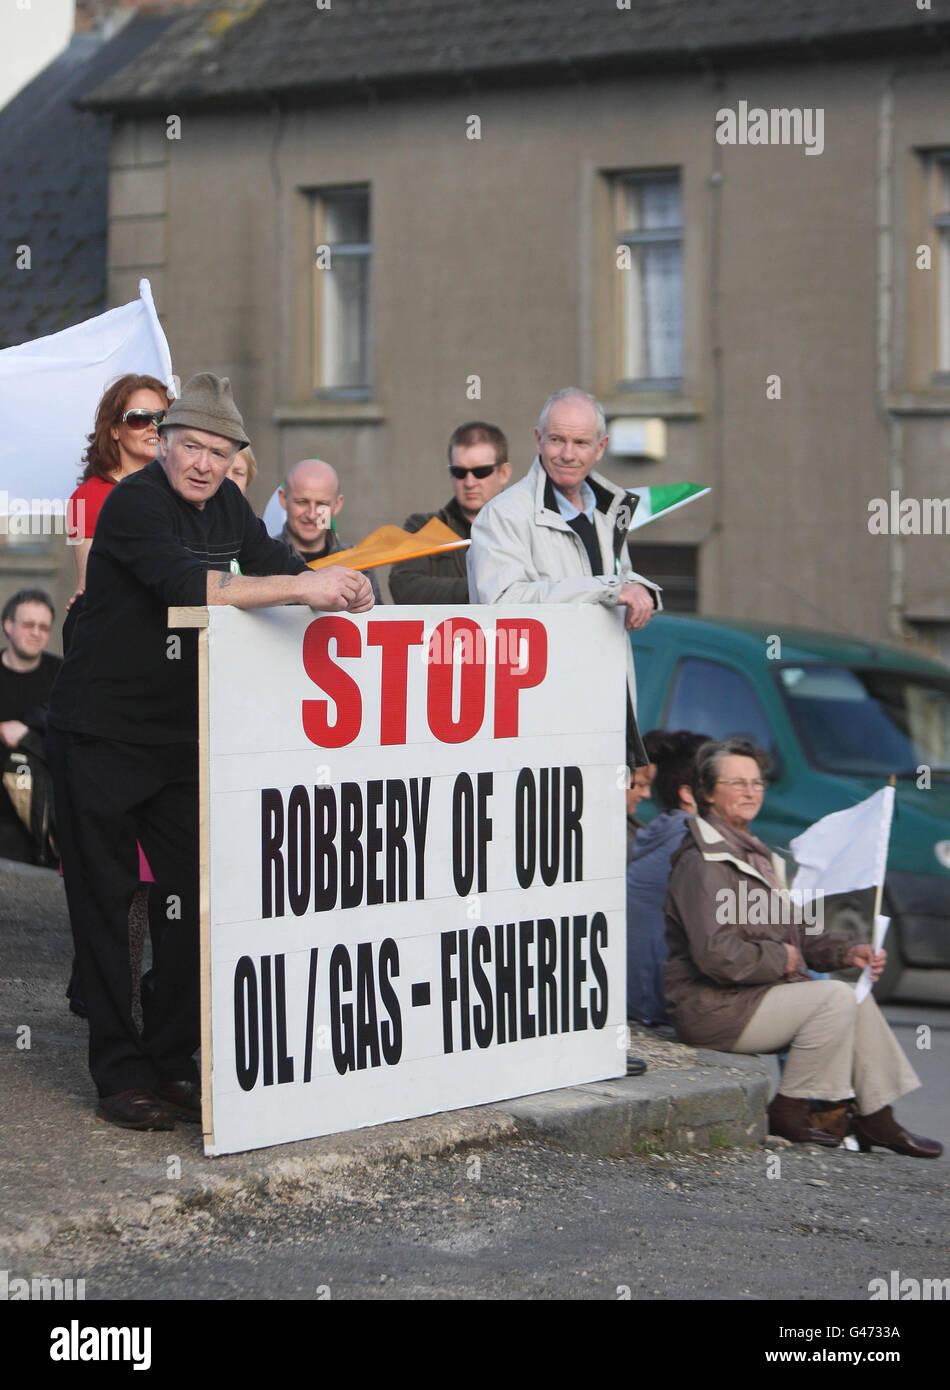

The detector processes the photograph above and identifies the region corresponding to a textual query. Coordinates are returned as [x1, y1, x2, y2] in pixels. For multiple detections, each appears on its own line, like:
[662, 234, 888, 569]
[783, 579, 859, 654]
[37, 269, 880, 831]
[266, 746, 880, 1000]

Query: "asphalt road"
[3, 862, 948, 1305]
[10, 1135, 949, 1302]
[878, 1004, 949, 1162]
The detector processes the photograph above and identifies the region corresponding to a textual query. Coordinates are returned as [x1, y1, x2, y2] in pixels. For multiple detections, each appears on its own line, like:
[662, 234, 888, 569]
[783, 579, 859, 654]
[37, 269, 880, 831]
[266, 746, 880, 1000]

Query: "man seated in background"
[277, 457, 381, 601]
[0, 589, 60, 864]
[390, 422, 511, 605]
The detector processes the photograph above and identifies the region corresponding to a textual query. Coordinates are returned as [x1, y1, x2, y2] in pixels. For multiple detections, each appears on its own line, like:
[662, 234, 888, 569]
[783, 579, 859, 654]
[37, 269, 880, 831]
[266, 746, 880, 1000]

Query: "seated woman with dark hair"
[626, 729, 710, 1029]
[663, 737, 942, 1157]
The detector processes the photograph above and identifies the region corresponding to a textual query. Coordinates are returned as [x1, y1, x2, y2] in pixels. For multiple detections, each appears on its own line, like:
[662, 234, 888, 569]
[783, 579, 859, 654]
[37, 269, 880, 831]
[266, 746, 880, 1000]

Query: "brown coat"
[663, 816, 854, 1050]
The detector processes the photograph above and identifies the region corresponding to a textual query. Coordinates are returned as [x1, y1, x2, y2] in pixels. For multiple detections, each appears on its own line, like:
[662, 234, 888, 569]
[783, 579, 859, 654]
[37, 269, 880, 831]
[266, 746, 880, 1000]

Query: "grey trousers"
[732, 980, 920, 1114]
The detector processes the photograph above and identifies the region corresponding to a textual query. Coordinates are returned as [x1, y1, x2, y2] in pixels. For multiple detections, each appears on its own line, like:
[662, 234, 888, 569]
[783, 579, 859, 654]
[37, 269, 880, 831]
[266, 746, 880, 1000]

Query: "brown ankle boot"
[767, 1093, 843, 1147]
[808, 1099, 857, 1143]
[851, 1106, 943, 1159]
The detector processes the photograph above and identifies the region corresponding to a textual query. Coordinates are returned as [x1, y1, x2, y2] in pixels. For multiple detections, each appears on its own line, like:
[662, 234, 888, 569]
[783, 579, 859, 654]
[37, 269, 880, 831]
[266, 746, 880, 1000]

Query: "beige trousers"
[732, 980, 920, 1114]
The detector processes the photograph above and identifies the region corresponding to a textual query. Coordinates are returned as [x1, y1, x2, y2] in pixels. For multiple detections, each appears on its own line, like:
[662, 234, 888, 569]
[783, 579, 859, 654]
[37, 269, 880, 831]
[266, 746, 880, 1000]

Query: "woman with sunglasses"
[67, 374, 171, 588]
[61, 375, 169, 1020]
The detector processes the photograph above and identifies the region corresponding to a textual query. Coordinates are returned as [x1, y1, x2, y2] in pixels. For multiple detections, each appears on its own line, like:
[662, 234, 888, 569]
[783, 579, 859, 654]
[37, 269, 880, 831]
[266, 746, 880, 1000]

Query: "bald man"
[278, 458, 381, 601]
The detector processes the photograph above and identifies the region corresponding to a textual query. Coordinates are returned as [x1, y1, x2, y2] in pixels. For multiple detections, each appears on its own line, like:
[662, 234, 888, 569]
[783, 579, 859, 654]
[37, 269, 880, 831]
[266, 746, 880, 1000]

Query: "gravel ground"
[13, 1136, 949, 1302]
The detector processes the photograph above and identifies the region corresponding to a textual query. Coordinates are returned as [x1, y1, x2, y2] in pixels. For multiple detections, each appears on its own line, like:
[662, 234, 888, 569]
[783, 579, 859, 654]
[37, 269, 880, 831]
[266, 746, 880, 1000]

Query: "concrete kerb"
[0, 1106, 522, 1259]
[497, 1051, 772, 1158]
[0, 1057, 772, 1259]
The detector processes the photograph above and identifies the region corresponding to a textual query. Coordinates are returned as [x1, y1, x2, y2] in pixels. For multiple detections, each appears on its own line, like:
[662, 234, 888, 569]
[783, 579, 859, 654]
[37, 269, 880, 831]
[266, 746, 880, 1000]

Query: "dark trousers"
[48, 727, 200, 1097]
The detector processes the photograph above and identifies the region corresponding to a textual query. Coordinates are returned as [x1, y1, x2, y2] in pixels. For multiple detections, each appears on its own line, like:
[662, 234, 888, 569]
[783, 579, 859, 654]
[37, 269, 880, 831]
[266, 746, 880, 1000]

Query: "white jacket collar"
[691, 814, 788, 890]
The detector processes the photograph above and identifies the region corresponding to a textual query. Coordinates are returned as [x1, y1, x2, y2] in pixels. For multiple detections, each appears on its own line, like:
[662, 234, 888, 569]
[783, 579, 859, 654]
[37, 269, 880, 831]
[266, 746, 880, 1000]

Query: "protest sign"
[174, 604, 628, 1156]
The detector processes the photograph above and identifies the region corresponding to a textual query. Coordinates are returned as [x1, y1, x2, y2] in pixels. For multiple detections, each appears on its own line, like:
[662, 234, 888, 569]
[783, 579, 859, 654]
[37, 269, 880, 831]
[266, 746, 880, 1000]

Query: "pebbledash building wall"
[75, 1, 950, 656]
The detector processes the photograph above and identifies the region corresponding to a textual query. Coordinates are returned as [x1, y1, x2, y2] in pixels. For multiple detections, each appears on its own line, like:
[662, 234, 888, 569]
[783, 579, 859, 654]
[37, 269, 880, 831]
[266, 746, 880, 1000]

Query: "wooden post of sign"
[168, 606, 213, 1150]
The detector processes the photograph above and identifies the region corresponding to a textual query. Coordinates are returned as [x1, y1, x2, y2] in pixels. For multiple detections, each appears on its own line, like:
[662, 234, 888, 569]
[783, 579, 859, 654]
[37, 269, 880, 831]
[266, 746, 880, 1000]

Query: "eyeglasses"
[449, 464, 499, 480]
[716, 778, 767, 792]
[121, 409, 166, 429]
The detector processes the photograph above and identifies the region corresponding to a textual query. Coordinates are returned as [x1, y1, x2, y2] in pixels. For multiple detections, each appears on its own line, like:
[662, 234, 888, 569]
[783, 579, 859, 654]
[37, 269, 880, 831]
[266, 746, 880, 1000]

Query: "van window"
[778, 664, 950, 775]
[664, 658, 775, 752]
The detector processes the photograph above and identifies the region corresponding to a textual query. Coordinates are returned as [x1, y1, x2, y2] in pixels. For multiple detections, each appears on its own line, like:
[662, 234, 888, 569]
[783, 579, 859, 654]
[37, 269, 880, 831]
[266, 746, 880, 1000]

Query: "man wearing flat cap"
[48, 374, 373, 1132]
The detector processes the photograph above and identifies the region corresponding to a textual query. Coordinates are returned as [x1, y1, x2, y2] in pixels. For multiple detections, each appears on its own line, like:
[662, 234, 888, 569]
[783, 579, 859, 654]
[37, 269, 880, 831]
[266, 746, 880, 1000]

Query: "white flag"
[790, 785, 895, 895]
[0, 279, 174, 514]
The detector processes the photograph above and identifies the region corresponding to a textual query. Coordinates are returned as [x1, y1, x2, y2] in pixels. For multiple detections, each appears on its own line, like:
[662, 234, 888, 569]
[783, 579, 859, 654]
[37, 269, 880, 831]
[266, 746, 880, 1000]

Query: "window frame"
[931, 153, 950, 378]
[612, 168, 684, 393]
[310, 185, 372, 399]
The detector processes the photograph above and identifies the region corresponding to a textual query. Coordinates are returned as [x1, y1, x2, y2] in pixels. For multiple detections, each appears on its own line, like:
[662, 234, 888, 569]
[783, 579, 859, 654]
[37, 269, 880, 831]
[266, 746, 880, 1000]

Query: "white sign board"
[199, 605, 628, 1155]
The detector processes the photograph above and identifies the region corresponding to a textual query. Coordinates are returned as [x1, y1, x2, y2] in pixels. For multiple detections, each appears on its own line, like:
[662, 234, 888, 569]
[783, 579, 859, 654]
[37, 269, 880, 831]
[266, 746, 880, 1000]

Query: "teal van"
[630, 616, 950, 1002]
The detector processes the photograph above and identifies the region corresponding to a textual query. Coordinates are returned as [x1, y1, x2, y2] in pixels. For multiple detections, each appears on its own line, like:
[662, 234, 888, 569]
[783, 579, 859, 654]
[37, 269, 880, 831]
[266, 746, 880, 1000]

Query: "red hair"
[79, 374, 171, 484]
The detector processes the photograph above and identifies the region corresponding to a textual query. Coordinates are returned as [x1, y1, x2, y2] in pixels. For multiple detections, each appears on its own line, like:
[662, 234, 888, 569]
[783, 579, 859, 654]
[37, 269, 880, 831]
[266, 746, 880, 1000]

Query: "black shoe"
[156, 1080, 202, 1122]
[97, 1089, 176, 1131]
[626, 1055, 648, 1076]
[642, 1022, 677, 1041]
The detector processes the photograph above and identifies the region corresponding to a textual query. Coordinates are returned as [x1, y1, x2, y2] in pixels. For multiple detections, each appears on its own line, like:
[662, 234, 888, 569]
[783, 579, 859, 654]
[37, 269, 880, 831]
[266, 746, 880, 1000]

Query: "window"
[910, 620, 950, 668]
[664, 658, 775, 755]
[614, 171, 682, 389]
[930, 154, 950, 375]
[630, 543, 698, 612]
[312, 187, 371, 395]
[778, 664, 950, 777]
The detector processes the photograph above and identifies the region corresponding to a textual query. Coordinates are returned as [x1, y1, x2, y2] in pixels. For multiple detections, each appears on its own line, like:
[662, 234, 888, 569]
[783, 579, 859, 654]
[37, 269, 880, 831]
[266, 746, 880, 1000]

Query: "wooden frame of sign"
[168, 606, 214, 1150]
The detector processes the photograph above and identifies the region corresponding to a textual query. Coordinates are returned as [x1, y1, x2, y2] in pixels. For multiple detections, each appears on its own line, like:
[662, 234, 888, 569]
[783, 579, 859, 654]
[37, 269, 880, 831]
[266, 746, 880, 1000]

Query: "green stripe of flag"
[626, 482, 710, 531]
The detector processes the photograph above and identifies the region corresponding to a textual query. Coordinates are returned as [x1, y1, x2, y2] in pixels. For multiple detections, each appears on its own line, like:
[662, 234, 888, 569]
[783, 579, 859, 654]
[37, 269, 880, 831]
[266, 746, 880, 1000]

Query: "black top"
[389, 496, 471, 605]
[49, 460, 306, 744]
[0, 651, 61, 731]
[566, 512, 606, 576]
[278, 519, 340, 565]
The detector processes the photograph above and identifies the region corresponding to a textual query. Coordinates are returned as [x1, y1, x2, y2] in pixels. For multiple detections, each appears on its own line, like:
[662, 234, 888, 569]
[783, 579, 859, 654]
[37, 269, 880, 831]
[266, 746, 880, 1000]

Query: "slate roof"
[0, 13, 176, 350]
[83, 0, 950, 115]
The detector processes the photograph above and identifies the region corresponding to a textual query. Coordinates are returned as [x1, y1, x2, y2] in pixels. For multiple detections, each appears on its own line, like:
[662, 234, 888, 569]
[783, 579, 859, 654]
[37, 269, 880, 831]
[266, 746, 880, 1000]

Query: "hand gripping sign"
[172, 604, 628, 1155]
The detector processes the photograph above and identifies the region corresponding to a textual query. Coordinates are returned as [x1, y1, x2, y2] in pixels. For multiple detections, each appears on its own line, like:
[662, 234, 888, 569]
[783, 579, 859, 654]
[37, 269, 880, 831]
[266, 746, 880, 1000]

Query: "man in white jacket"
[468, 387, 661, 766]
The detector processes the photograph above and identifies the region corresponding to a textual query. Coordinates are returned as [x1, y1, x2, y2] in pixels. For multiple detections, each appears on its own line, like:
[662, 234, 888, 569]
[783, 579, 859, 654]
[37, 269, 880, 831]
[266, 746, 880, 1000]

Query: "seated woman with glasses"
[663, 737, 941, 1157]
[67, 374, 171, 589]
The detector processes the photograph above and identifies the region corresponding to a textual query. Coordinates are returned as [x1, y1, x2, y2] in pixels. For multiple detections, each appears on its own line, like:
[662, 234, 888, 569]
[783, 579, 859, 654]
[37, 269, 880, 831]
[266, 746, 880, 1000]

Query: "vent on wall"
[608, 417, 666, 461]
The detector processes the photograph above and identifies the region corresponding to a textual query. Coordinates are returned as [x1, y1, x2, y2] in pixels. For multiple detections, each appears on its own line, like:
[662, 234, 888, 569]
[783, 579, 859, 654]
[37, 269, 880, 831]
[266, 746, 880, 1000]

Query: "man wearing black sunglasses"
[390, 421, 511, 604]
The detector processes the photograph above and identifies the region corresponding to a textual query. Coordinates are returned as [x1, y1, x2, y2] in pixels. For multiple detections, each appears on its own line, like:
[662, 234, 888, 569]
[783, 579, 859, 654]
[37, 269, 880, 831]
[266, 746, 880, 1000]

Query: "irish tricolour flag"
[626, 482, 709, 531]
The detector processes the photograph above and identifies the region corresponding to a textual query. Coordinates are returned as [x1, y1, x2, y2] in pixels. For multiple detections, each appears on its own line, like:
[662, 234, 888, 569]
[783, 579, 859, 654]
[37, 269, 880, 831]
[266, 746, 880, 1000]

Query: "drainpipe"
[876, 72, 906, 641]
[268, 98, 286, 475]
[705, 70, 726, 613]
